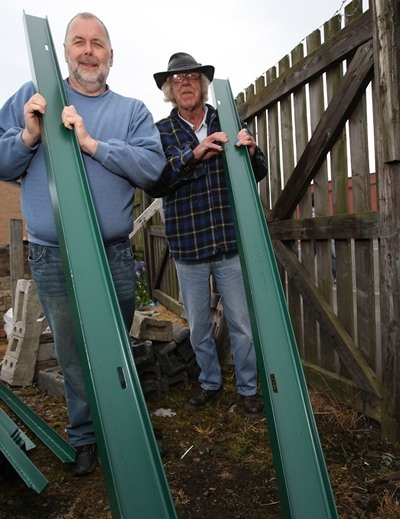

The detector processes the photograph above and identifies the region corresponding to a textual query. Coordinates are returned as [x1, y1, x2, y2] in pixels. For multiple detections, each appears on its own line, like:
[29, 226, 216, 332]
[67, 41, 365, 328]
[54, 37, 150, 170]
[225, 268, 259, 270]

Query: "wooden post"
[372, 0, 400, 163]
[372, 0, 400, 441]
[9, 219, 24, 311]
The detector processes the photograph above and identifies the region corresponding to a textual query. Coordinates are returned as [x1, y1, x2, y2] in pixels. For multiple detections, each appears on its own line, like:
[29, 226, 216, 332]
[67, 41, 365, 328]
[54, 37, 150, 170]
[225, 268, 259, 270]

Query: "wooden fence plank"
[372, 0, 400, 163]
[266, 66, 281, 207]
[372, 0, 400, 441]
[293, 42, 317, 361]
[326, 14, 353, 375]
[255, 75, 269, 214]
[130, 198, 163, 237]
[279, 55, 302, 350]
[268, 212, 379, 241]
[346, 0, 378, 372]
[306, 29, 334, 370]
[265, 66, 285, 287]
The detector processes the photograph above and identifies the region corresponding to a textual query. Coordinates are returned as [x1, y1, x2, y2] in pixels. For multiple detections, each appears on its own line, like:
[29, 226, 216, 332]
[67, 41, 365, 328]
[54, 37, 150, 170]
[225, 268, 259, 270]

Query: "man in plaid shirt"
[149, 52, 267, 418]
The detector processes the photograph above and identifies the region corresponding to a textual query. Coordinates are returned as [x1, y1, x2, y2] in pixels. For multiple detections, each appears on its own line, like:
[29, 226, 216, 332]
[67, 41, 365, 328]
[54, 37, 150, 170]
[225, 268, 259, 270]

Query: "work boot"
[71, 443, 98, 477]
[185, 387, 223, 412]
[240, 394, 264, 420]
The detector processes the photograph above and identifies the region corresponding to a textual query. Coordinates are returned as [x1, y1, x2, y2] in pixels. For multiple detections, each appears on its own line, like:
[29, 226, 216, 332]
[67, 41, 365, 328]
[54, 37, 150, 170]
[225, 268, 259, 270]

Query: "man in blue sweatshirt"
[0, 13, 166, 476]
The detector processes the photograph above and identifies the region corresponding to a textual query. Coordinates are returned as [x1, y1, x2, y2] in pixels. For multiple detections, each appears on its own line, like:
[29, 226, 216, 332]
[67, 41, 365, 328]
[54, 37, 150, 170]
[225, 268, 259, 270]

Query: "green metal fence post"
[23, 13, 177, 518]
[0, 380, 76, 463]
[0, 407, 48, 494]
[212, 78, 338, 519]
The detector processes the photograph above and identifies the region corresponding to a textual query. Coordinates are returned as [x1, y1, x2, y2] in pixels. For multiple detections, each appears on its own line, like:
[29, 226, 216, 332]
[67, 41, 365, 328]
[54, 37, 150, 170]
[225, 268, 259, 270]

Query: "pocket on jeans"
[112, 241, 134, 262]
[28, 243, 46, 263]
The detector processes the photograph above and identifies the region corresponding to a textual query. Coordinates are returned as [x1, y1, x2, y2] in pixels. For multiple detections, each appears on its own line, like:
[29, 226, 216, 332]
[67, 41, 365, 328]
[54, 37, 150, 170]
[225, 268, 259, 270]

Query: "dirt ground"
[1, 306, 400, 518]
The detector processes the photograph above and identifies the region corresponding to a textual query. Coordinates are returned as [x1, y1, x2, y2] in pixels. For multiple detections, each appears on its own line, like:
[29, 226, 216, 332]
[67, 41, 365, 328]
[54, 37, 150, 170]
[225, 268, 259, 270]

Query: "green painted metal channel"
[0, 379, 75, 463]
[0, 406, 48, 494]
[212, 79, 338, 518]
[23, 13, 176, 518]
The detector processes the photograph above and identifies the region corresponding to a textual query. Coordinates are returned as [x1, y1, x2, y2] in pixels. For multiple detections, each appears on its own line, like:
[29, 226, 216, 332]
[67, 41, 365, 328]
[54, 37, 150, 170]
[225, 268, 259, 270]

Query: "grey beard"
[70, 69, 107, 93]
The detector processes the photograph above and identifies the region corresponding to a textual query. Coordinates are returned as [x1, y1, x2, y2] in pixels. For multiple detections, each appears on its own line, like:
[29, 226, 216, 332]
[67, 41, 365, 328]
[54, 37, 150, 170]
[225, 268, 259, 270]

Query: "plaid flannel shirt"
[147, 104, 267, 261]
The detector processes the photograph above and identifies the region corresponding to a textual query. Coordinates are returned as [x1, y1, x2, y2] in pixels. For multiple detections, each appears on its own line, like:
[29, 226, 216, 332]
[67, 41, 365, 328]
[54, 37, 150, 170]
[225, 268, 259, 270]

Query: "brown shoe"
[185, 387, 223, 412]
[240, 394, 264, 420]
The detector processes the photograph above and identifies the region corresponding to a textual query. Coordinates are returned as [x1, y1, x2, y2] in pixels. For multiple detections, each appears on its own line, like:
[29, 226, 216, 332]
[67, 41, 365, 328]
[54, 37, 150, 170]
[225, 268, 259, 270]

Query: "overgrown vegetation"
[134, 257, 153, 309]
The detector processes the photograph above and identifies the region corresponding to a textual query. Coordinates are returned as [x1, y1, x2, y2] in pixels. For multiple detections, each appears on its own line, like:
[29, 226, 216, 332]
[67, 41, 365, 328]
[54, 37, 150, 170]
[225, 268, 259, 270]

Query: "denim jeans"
[28, 240, 136, 447]
[175, 253, 258, 396]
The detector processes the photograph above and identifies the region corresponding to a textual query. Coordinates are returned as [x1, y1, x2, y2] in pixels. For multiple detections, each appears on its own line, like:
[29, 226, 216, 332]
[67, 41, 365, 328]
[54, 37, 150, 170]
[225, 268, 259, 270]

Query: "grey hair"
[64, 12, 112, 46]
[161, 74, 211, 107]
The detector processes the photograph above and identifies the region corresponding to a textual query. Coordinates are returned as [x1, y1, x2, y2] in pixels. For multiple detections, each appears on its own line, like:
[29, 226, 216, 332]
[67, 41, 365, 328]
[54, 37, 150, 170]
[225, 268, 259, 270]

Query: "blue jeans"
[28, 240, 136, 447]
[175, 253, 258, 396]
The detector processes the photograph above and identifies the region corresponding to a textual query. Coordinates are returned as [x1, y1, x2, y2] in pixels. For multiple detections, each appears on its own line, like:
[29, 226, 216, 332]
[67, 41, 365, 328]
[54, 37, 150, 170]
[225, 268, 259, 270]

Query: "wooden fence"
[139, 0, 400, 441]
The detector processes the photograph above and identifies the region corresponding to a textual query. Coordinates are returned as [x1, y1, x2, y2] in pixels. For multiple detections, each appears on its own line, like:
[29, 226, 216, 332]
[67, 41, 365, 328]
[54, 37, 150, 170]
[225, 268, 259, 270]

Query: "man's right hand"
[21, 93, 46, 148]
[192, 132, 228, 163]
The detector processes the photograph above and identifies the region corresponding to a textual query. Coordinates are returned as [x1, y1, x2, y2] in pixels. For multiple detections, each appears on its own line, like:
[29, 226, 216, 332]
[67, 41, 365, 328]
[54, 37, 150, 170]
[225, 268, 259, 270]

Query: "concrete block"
[1, 332, 41, 386]
[34, 359, 59, 382]
[37, 367, 65, 399]
[153, 342, 185, 377]
[172, 323, 190, 344]
[175, 339, 196, 364]
[130, 312, 172, 342]
[137, 362, 162, 382]
[130, 338, 154, 369]
[36, 341, 56, 362]
[13, 280, 44, 325]
[153, 340, 176, 356]
[0, 279, 47, 386]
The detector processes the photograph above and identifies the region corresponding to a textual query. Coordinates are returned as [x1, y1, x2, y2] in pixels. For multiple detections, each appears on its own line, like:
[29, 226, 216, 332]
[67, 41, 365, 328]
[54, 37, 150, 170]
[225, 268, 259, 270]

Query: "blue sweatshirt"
[0, 81, 166, 246]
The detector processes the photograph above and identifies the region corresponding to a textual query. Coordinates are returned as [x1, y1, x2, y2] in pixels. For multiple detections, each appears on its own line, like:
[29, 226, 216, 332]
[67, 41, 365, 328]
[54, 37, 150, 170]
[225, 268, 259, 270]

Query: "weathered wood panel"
[346, 1, 378, 373]
[255, 75, 269, 214]
[372, 0, 400, 441]
[307, 28, 333, 369]
[326, 14, 352, 375]
[278, 54, 302, 351]
[293, 41, 318, 362]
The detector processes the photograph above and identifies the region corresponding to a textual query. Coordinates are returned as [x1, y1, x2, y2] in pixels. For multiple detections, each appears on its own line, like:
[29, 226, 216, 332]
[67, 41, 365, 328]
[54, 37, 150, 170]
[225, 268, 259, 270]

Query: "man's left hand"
[62, 105, 98, 156]
[235, 128, 256, 157]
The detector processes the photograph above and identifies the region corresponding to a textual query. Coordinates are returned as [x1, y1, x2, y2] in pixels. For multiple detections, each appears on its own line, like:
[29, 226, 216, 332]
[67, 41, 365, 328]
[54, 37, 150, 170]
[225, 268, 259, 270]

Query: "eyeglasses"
[169, 72, 201, 83]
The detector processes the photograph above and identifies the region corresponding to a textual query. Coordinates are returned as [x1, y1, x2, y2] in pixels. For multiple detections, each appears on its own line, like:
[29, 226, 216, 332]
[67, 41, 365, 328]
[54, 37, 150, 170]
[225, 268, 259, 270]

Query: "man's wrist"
[21, 129, 39, 148]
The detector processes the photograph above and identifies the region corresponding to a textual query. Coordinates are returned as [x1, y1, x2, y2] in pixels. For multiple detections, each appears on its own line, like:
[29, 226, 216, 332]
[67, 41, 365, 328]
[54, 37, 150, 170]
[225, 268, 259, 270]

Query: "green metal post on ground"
[0, 407, 48, 494]
[23, 13, 177, 518]
[0, 379, 76, 463]
[212, 79, 338, 519]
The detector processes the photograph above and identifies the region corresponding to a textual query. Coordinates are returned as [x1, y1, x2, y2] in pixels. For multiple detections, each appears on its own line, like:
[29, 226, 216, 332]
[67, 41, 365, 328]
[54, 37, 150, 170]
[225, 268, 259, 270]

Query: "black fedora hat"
[153, 52, 215, 89]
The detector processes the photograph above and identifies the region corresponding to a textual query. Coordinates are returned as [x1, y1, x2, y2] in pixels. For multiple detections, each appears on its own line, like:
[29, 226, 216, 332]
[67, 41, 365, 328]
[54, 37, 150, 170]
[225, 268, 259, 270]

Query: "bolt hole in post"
[117, 367, 127, 389]
[270, 373, 278, 393]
